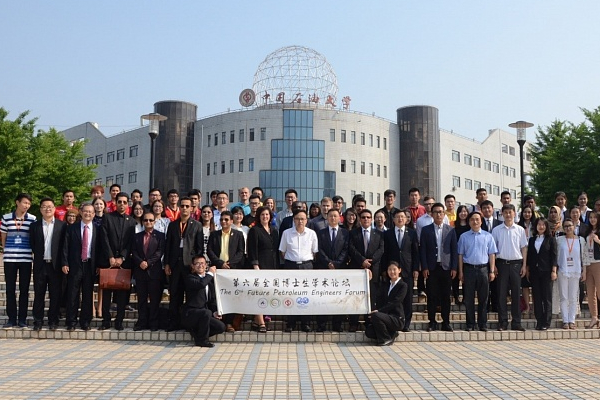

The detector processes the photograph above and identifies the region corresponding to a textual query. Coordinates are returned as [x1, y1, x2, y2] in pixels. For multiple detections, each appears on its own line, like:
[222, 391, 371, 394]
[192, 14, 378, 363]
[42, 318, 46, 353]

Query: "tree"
[0, 108, 96, 214]
[529, 107, 600, 210]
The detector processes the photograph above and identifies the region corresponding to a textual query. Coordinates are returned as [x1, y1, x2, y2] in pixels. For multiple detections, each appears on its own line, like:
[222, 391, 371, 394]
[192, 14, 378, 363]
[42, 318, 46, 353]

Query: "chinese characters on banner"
[214, 270, 371, 315]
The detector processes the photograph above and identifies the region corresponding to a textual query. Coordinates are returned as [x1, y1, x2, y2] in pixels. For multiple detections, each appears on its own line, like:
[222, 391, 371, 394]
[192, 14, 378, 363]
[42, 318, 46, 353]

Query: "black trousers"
[33, 262, 62, 326]
[102, 287, 129, 327]
[4, 262, 32, 324]
[182, 308, 226, 342]
[136, 277, 163, 329]
[365, 312, 404, 343]
[529, 268, 553, 328]
[168, 260, 187, 328]
[497, 261, 522, 327]
[66, 266, 95, 327]
[426, 265, 452, 325]
[463, 264, 489, 328]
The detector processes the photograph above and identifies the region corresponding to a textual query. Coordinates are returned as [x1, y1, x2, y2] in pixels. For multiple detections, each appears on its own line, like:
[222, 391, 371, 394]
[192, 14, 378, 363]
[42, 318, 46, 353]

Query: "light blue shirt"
[458, 229, 497, 265]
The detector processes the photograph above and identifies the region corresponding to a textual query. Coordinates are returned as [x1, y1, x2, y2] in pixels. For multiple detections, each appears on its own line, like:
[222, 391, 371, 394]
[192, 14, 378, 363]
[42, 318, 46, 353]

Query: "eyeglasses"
[424, 203, 434, 206]
[117, 200, 128, 204]
[180, 204, 191, 208]
[220, 218, 231, 222]
[563, 224, 574, 228]
[432, 211, 444, 214]
[192, 261, 205, 266]
[360, 216, 372, 219]
[143, 219, 155, 222]
[40, 206, 54, 210]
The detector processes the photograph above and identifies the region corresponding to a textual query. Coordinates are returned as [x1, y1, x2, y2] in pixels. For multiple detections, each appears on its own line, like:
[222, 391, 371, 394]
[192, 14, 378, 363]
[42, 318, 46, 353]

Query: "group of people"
[1, 184, 599, 347]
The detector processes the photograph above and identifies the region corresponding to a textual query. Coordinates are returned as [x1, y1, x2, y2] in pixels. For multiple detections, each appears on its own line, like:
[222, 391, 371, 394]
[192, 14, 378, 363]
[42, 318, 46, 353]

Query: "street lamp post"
[509, 120, 533, 207]
[141, 113, 167, 192]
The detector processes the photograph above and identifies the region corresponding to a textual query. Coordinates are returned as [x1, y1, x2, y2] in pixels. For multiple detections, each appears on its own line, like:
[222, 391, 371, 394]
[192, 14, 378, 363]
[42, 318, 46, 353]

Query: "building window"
[369, 192, 374, 205]
[230, 131, 235, 144]
[207, 163, 210, 176]
[207, 135, 211, 147]
[361, 162, 365, 174]
[510, 189, 517, 199]
[351, 190, 356, 199]
[526, 152, 531, 161]
[115, 174, 123, 185]
[213, 162, 217, 175]
[341, 160, 346, 172]
[221, 161, 225, 174]
[239, 129, 245, 142]
[485, 183, 492, 193]
[493, 163, 500, 173]
[493, 185, 500, 196]
[361, 132, 365, 145]
[465, 179, 473, 190]
[510, 167, 516, 178]
[473, 157, 481, 168]
[464, 154, 472, 166]
[249, 158, 254, 172]
[351, 160, 356, 173]
[474, 180, 482, 189]
[229, 190, 234, 203]
[383, 166, 387, 178]
[484, 160, 491, 171]
[503, 166, 509, 176]
[230, 160, 234, 173]
[369, 134, 373, 147]
[330, 129, 335, 142]
[96, 154, 103, 165]
[106, 176, 113, 186]
[87, 157, 94, 166]
[452, 150, 460, 162]
[239, 159, 244, 172]
[116, 149, 124, 160]
[383, 138, 387, 150]
[341, 130, 346, 143]
[223, 132, 227, 145]
[128, 171, 137, 184]
[249, 128, 255, 141]
[369, 163, 373, 176]
[214, 135, 218, 146]
[377, 136, 381, 148]
[509, 146, 515, 156]
[351, 131, 356, 144]
[94, 178, 103, 185]
[377, 193, 381, 206]
[260, 127, 266, 140]
[377, 164, 380, 177]
[107, 151, 115, 163]
[502, 143, 508, 153]
[452, 176, 461, 188]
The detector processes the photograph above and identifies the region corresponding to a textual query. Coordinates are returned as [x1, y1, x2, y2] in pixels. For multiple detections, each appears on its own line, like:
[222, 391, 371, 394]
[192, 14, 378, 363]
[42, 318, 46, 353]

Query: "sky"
[2, 1, 599, 142]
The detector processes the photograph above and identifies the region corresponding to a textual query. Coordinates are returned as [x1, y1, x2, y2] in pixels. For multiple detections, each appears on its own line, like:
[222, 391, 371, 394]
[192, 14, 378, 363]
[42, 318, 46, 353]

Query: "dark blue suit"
[365, 279, 407, 344]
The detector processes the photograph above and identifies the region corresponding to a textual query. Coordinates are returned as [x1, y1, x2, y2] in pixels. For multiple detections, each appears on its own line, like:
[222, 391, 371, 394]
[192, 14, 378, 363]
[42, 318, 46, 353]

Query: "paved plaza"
[0, 338, 599, 399]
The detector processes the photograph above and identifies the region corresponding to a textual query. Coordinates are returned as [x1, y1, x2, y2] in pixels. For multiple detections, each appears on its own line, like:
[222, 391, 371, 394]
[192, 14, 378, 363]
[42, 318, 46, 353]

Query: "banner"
[214, 269, 371, 315]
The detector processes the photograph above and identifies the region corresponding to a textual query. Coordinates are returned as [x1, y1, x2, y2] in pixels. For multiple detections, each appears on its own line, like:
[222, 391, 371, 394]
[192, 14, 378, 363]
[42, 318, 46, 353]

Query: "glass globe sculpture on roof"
[253, 45, 338, 107]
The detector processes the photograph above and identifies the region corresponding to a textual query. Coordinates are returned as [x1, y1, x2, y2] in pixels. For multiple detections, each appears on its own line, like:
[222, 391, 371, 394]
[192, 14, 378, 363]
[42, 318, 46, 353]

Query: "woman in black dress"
[247, 206, 279, 332]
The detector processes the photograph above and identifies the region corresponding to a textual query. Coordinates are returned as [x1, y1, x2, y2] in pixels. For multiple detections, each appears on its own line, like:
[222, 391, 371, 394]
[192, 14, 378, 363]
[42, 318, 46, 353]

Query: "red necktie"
[81, 225, 89, 260]
[143, 232, 151, 254]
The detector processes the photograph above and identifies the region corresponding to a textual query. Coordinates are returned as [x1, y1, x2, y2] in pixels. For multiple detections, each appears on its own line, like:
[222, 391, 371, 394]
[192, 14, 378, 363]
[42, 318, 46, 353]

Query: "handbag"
[99, 267, 132, 290]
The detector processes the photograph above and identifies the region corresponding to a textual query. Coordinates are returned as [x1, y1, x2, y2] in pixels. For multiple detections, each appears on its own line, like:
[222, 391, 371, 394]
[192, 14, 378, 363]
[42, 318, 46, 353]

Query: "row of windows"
[207, 128, 266, 147]
[340, 160, 387, 178]
[94, 171, 138, 187]
[87, 145, 138, 166]
[206, 158, 255, 175]
[452, 150, 518, 176]
[329, 129, 387, 149]
[451, 175, 517, 198]
[349, 190, 381, 207]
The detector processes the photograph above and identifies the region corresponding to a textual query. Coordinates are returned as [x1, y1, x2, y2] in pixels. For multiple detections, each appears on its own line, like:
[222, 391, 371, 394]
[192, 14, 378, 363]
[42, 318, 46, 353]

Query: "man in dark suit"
[419, 203, 458, 332]
[181, 255, 225, 347]
[315, 209, 349, 332]
[99, 192, 137, 331]
[347, 209, 384, 332]
[164, 196, 204, 331]
[480, 199, 501, 312]
[365, 261, 407, 346]
[30, 197, 66, 330]
[131, 212, 166, 331]
[383, 209, 419, 331]
[61, 203, 98, 331]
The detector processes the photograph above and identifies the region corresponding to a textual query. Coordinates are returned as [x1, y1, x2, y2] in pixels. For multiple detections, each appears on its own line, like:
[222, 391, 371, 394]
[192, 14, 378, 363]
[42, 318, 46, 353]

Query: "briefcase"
[99, 268, 132, 290]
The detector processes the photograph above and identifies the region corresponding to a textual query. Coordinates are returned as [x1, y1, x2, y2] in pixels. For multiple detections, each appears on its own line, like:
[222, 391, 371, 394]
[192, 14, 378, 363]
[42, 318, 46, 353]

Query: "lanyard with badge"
[179, 221, 187, 248]
[566, 237, 576, 268]
[14, 215, 24, 244]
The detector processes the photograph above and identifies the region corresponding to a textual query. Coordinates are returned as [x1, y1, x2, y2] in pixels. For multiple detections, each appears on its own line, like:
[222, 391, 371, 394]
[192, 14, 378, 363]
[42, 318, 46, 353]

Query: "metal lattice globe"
[253, 45, 338, 106]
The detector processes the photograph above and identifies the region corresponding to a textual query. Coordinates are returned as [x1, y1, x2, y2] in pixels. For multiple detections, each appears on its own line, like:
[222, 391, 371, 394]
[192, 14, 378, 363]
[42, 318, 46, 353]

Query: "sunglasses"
[143, 219, 155, 222]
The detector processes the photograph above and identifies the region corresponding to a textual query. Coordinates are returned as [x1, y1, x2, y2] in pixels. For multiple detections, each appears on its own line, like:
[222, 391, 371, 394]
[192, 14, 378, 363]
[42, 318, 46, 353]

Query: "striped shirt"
[1, 212, 36, 263]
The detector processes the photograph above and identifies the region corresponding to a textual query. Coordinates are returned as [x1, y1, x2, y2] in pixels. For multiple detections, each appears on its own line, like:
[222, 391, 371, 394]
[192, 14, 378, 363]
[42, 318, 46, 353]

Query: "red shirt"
[407, 204, 426, 224]
[165, 207, 181, 222]
[54, 205, 77, 221]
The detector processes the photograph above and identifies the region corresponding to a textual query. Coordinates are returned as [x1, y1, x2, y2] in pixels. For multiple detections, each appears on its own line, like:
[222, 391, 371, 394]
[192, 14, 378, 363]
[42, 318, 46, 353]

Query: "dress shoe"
[67, 325, 76, 332]
[426, 323, 437, 332]
[301, 324, 312, 333]
[512, 325, 526, 332]
[316, 325, 326, 333]
[115, 324, 124, 331]
[392, 331, 399, 339]
[48, 325, 57, 331]
[479, 326, 488, 332]
[497, 323, 508, 331]
[441, 324, 453, 332]
[348, 325, 358, 333]
[401, 327, 410, 332]
[18, 321, 27, 328]
[81, 325, 91, 331]
[98, 324, 111, 331]
[3, 321, 16, 329]
[332, 325, 344, 333]
[150, 327, 158, 332]
[465, 327, 474, 332]
[133, 325, 147, 331]
[165, 326, 179, 332]
[33, 325, 42, 332]
[195, 341, 215, 348]
[284, 327, 293, 333]
[378, 338, 395, 346]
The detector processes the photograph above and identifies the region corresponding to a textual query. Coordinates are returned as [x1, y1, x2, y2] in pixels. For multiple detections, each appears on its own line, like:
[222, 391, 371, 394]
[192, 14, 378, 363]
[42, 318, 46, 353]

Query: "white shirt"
[279, 227, 318, 262]
[416, 213, 449, 240]
[491, 223, 527, 260]
[80, 222, 93, 259]
[42, 218, 55, 261]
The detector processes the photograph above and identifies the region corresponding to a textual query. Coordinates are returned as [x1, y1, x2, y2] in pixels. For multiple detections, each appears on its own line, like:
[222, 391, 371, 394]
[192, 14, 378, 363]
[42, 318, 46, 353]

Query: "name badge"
[566, 257, 574, 268]
[14, 235, 22, 245]
[180, 238, 184, 248]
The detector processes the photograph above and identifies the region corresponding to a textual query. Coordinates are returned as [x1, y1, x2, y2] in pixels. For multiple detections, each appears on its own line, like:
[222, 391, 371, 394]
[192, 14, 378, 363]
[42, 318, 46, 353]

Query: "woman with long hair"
[518, 205, 536, 313]
[200, 205, 215, 263]
[309, 203, 321, 220]
[263, 197, 277, 228]
[527, 217, 557, 330]
[452, 205, 470, 305]
[342, 208, 359, 231]
[131, 201, 145, 233]
[151, 200, 170, 234]
[246, 206, 279, 332]
[92, 198, 106, 228]
[585, 211, 600, 328]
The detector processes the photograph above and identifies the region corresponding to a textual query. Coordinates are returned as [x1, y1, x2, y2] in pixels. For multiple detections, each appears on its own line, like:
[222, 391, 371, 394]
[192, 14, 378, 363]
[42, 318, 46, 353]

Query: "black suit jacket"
[164, 218, 204, 267]
[526, 236, 558, 272]
[247, 226, 279, 269]
[61, 222, 98, 272]
[347, 227, 385, 280]
[131, 230, 165, 281]
[279, 215, 294, 233]
[100, 211, 137, 268]
[482, 217, 501, 234]
[383, 227, 419, 280]
[29, 219, 66, 273]
[376, 279, 408, 318]
[419, 223, 458, 272]
[316, 226, 349, 269]
[207, 229, 245, 269]
[576, 223, 591, 238]
[183, 272, 217, 312]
